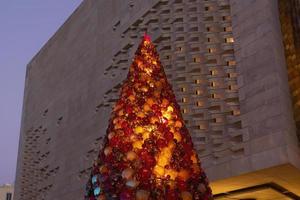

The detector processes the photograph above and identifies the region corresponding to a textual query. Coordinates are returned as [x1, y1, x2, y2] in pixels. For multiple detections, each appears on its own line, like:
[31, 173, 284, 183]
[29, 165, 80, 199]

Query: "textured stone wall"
[223, 0, 300, 179]
[14, 0, 300, 199]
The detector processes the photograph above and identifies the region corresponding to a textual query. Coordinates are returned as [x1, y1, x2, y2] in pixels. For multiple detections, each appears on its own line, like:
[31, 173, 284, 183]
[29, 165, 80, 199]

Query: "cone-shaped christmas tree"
[85, 35, 212, 200]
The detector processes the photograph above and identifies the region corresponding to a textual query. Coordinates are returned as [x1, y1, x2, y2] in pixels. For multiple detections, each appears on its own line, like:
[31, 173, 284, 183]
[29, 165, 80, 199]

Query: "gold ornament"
[126, 151, 137, 161]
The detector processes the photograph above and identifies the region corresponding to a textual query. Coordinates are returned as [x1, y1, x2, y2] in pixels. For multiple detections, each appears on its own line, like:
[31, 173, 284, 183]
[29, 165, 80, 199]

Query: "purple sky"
[0, 0, 83, 185]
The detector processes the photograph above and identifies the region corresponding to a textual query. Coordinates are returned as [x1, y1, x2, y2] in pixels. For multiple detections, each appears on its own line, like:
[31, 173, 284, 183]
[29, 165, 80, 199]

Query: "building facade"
[14, 0, 300, 199]
[0, 184, 14, 200]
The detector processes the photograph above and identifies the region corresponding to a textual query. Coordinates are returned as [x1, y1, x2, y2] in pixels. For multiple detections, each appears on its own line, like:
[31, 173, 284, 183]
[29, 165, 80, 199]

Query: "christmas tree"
[85, 35, 212, 200]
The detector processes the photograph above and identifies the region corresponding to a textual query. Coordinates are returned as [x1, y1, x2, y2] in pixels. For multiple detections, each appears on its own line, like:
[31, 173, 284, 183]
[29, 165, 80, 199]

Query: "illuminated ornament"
[92, 175, 97, 184]
[128, 95, 135, 102]
[136, 190, 150, 200]
[126, 151, 137, 161]
[126, 179, 139, 188]
[153, 165, 165, 177]
[174, 132, 182, 142]
[133, 140, 143, 149]
[165, 169, 178, 180]
[137, 111, 145, 118]
[85, 34, 212, 200]
[143, 104, 151, 112]
[178, 169, 190, 181]
[146, 98, 155, 106]
[181, 191, 193, 200]
[94, 187, 101, 196]
[175, 120, 183, 128]
[107, 132, 115, 140]
[122, 168, 134, 179]
[134, 126, 144, 134]
[104, 147, 112, 156]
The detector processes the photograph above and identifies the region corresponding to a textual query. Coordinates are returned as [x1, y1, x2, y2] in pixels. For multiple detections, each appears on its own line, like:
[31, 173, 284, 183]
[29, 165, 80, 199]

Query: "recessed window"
[182, 97, 187, 103]
[206, 27, 211, 32]
[210, 70, 217, 75]
[177, 46, 183, 51]
[208, 48, 216, 53]
[205, 6, 210, 11]
[174, 18, 183, 23]
[182, 108, 187, 113]
[225, 37, 234, 43]
[193, 57, 200, 63]
[195, 79, 201, 84]
[211, 82, 216, 87]
[224, 26, 232, 32]
[181, 87, 186, 92]
[198, 124, 207, 130]
[197, 101, 204, 107]
[227, 60, 236, 66]
[222, 16, 231, 21]
[231, 109, 241, 116]
[214, 117, 223, 123]
[196, 90, 202, 95]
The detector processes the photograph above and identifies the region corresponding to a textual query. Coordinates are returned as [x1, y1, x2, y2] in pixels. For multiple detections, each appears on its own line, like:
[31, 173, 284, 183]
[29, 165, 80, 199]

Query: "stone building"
[0, 184, 14, 200]
[14, 0, 300, 199]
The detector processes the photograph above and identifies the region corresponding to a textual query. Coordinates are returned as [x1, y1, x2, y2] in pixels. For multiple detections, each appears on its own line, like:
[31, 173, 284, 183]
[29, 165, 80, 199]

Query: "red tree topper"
[85, 35, 213, 200]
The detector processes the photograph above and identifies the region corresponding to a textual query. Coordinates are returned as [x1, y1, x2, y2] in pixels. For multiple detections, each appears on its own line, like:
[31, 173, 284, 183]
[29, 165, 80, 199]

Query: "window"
[193, 57, 200, 63]
[208, 48, 216, 53]
[197, 101, 204, 107]
[227, 60, 236, 66]
[195, 79, 201, 84]
[210, 70, 217, 75]
[213, 118, 220, 123]
[225, 37, 234, 43]
[6, 193, 12, 200]
[177, 46, 183, 51]
[231, 109, 240, 116]
[181, 87, 186, 92]
[182, 97, 187, 103]
[196, 90, 202, 95]
[224, 26, 232, 32]
[198, 124, 207, 130]
[222, 16, 231, 21]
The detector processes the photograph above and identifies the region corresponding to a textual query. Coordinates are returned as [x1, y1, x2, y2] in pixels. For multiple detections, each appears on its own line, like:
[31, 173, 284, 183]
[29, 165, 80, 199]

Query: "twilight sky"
[0, 0, 83, 185]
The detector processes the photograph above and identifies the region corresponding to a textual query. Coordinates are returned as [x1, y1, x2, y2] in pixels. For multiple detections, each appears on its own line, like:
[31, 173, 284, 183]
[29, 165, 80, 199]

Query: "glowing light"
[85, 34, 212, 199]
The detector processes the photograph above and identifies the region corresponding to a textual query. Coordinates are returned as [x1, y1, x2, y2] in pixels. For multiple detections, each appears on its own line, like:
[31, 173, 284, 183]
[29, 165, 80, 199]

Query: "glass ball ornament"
[136, 190, 150, 200]
[122, 168, 134, 180]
